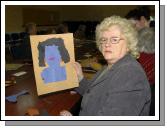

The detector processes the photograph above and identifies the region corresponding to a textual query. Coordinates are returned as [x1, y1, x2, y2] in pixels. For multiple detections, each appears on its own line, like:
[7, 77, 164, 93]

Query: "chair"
[149, 84, 155, 116]
[10, 33, 23, 59]
[11, 33, 20, 41]
[20, 32, 28, 39]
[5, 33, 14, 58]
[5, 33, 12, 44]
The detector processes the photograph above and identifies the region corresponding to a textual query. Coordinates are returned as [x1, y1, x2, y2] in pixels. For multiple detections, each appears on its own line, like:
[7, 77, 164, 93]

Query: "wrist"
[79, 75, 84, 82]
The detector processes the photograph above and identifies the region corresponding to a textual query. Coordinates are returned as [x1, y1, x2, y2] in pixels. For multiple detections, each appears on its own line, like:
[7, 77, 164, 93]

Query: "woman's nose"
[104, 42, 111, 47]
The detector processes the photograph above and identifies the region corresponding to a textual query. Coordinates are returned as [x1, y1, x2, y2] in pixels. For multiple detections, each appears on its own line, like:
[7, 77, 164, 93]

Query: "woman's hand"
[60, 110, 73, 116]
[73, 62, 84, 82]
[70, 90, 77, 95]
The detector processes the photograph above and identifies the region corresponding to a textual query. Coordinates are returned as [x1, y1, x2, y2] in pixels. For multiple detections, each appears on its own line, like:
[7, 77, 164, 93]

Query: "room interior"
[5, 5, 155, 116]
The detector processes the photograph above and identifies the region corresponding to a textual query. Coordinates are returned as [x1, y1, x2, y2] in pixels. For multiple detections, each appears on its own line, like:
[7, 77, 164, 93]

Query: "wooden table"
[5, 65, 81, 116]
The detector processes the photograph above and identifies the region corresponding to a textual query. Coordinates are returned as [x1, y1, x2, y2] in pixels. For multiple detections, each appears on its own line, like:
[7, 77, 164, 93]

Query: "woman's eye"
[111, 38, 119, 43]
[101, 38, 107, 42]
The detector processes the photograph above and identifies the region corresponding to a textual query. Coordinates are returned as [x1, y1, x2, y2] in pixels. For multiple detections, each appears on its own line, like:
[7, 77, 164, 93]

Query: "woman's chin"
[104, 57, 116, 64]
[104, 56, 113, 61]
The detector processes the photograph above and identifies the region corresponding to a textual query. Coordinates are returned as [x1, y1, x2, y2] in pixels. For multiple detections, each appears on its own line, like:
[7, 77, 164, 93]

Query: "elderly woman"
[60, 16, 151, 116]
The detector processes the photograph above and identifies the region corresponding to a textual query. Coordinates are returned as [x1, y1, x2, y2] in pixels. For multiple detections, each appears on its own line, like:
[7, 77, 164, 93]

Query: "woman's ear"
[140, 16, 147, 26]
[140, 16, 146, 22]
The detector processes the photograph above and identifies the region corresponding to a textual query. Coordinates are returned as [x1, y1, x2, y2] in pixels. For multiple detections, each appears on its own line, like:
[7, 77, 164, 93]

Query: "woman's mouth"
[104, 51, 112, 54]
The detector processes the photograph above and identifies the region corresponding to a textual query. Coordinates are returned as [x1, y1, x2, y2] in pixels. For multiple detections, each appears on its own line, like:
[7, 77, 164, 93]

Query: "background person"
[125, 6, 151, 31]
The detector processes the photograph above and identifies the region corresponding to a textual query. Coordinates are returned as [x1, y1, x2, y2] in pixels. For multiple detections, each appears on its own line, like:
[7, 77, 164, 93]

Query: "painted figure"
[38, 38, 70, 84]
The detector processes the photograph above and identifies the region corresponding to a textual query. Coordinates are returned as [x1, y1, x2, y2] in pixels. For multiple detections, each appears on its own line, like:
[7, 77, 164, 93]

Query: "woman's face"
[100, 25, 129, 65]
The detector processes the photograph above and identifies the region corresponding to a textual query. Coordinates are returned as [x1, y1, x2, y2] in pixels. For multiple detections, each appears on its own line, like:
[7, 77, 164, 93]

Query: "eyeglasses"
[99, 37, 124, 46]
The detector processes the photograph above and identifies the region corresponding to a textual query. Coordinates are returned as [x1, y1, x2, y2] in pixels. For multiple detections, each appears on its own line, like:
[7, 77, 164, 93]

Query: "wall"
[59, 5, 138, 21]
[22, 8, 60, 26]
[21, 5, 139, 22]
[5, 5, 154, 32]
[5, 6, 23, 32]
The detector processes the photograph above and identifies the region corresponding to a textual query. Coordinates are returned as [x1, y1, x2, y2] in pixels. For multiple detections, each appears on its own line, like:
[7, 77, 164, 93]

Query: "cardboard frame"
[30, 33, 79, 96]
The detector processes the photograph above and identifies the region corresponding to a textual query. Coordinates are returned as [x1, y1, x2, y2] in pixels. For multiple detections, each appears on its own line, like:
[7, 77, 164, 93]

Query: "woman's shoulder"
[111, 54, 147, 79]
[113, 54, 141, 70]
[108, 55, 149, 92]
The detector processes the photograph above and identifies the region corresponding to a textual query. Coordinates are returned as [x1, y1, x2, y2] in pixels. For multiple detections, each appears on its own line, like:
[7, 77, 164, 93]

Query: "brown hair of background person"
[56, 23, 69, 34]
[125, 6, 151, 30]
[25, 22, 37, 35]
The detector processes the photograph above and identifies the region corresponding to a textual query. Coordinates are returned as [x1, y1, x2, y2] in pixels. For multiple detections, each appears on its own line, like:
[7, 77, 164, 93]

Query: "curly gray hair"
[95, 15, 139, 58]
[138, 27, 155, 53]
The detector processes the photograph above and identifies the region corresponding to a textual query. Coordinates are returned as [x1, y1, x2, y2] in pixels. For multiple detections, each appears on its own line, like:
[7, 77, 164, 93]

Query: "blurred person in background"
[125, 6, 152, 31]
[137, 27, 155, 116]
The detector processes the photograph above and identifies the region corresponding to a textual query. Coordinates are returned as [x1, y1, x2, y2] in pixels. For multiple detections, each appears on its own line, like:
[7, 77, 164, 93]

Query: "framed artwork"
[30, 33, 79, 96]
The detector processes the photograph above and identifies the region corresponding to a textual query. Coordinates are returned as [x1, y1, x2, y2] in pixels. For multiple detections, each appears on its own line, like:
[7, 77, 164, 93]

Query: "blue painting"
[38, 38, 70, 84]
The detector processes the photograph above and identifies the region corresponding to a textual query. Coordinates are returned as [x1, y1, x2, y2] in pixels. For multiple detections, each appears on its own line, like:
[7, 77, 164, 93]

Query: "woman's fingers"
[70, 90, 77, 95]
[73, 62, 82, 72]
[73, 62, 84, 81]
[60, 110, 72, 116]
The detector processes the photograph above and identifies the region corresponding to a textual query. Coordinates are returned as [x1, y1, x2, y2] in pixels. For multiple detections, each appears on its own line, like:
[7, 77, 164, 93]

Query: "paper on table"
[5, 83, 14, 87]
[13, 71, 27, 76]
[5, 90, 29, 102]
[5, 64, 24, 71]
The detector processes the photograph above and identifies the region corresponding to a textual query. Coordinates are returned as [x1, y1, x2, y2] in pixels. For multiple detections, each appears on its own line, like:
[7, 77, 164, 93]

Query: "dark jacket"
[76, 53, 151, 116]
